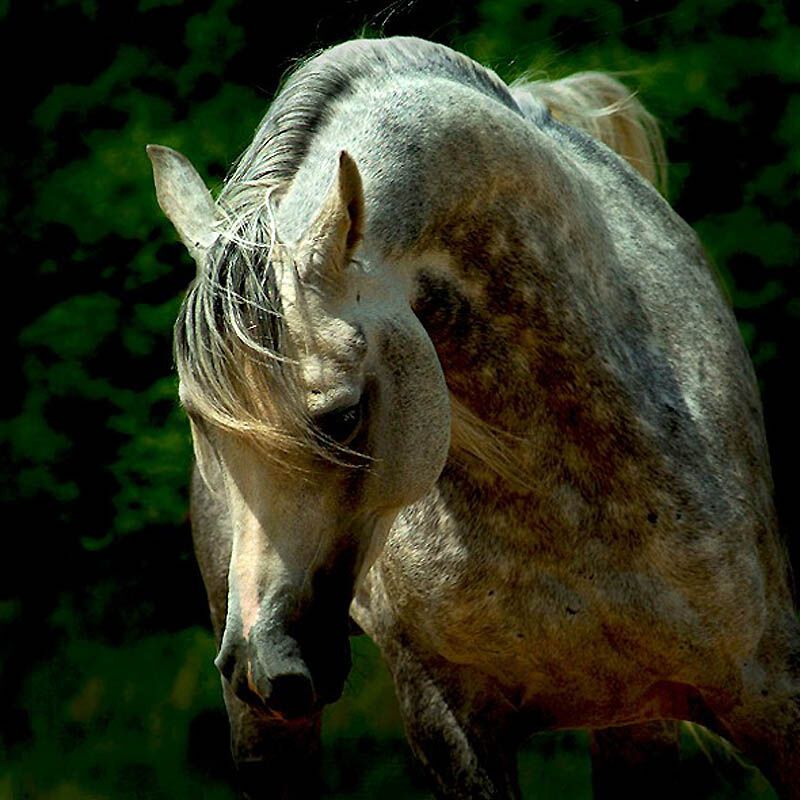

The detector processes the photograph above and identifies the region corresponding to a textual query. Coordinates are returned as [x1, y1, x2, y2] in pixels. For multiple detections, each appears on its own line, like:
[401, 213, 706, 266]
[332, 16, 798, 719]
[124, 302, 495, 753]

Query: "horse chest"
[376, 494, 710, 693]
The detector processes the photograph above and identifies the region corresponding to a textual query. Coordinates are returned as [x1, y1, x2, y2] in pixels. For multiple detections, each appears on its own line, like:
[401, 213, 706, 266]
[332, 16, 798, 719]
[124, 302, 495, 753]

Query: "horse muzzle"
[215, 623, 352, 720]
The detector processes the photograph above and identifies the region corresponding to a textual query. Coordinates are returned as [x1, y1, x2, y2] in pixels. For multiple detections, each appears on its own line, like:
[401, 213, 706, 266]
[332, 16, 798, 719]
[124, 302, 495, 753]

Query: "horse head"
[148, 145, 450, 719]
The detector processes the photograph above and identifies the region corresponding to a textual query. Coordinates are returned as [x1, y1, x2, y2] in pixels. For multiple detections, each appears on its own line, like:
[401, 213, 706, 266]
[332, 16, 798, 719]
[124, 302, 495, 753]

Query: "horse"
[147, 36, 800, 799]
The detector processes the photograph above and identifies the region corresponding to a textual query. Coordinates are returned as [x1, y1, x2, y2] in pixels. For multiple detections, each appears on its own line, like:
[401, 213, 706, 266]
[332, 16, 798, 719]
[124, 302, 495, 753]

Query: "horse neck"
[408, 165, 622, 420]
[280, 77, 642, 496]
[395, 148, 663, 509]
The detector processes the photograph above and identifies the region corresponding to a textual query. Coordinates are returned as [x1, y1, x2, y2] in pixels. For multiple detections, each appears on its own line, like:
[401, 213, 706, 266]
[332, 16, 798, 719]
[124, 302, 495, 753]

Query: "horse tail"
[510, 71, 667, 195]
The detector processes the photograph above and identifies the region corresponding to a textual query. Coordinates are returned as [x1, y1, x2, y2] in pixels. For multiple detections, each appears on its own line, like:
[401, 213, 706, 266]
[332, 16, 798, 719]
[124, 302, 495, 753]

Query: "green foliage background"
[2, 1, 797, 797]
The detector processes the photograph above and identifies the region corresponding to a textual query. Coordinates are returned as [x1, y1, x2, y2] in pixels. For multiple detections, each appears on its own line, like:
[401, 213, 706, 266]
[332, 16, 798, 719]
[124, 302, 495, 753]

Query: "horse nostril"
[214, 643, 237, 682]
[268, 672, 316, 719]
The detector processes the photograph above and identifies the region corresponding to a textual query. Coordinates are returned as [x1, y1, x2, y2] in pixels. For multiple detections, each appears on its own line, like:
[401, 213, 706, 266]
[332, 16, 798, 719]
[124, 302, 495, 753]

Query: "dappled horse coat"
[149, 37, 799, 799]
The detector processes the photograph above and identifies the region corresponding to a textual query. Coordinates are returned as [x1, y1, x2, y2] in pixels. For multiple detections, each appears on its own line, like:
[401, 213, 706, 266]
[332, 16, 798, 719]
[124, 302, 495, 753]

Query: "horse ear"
[300, 150, 365, 283]
[146, 144, 220, 264]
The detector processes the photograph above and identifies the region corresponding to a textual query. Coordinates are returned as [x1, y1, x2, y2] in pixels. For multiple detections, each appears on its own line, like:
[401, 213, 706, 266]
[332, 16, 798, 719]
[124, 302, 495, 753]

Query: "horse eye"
[314, 401, 364, 446]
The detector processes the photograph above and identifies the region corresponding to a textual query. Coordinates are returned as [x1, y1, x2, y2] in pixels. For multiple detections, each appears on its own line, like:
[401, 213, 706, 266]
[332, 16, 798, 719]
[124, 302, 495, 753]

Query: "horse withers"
[148, 37, 800, 799]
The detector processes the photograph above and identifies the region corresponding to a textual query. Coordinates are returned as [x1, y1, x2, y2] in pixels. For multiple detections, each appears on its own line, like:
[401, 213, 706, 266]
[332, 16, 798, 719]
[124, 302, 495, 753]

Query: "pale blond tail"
[512, 72, 668, 195]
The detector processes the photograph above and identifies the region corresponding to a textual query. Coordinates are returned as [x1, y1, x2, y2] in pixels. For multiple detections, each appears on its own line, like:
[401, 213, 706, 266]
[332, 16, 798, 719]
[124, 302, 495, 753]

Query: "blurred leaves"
[21, 294, 121, 359]
[8, 627, 232, 800]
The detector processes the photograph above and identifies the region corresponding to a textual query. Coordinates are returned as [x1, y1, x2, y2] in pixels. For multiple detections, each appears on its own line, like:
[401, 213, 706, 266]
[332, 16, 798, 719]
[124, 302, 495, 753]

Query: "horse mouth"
[248, 686, 345, 723]
[247, 670, 348, 721]
[218, 631, 352, 720]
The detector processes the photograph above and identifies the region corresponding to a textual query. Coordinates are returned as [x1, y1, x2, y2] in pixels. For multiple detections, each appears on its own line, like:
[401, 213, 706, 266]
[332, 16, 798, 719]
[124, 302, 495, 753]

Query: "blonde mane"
[449, 395, 533, 493]
[512, 71, 668, 194]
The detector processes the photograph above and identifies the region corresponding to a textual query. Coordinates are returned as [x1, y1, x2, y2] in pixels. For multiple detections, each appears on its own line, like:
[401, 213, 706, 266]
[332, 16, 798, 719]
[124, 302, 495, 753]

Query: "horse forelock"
[173, 206, 305, 461]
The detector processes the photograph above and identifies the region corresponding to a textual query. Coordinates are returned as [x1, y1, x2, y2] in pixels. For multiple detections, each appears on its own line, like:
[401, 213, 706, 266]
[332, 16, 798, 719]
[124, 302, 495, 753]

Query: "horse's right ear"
[147, 144, 220, 264]
[298, 150, 365, 287]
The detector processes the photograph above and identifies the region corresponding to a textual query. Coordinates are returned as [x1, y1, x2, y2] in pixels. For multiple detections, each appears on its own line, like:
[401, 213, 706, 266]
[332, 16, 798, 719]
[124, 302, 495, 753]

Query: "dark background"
[2, 1, 797, 797]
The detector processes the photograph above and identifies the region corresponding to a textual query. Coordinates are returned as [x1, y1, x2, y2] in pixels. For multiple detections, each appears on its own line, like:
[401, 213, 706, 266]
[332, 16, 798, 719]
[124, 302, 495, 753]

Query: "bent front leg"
[388, 646, 521, 800]
[590, 720, 680, 800]
[702, 613, 800, 799]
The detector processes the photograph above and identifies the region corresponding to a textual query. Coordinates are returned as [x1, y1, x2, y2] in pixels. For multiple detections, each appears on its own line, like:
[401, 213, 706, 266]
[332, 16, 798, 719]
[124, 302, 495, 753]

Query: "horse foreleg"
[223, 683, 322, 800]
[590, 720, 680, 800]
[388, 646, 521, 800]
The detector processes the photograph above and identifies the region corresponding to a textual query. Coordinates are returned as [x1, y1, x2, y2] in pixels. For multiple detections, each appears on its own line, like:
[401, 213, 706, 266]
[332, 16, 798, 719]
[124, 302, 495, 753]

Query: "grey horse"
[148, 36, 799, 799]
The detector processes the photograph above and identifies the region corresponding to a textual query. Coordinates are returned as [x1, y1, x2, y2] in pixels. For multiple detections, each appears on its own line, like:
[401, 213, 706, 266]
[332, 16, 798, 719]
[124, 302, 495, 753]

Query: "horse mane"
[511, 71, 667, 194]
[220, 36, 519, 214]
[174, 37, 669, 479]
[449, 396, 535, 493]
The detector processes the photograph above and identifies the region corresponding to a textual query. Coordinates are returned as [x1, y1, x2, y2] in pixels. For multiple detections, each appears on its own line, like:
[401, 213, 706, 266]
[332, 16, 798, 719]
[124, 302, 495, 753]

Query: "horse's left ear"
[300, 150, 365, 282]
[146, 144, 220, 266]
